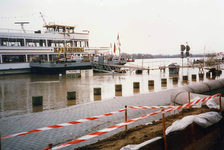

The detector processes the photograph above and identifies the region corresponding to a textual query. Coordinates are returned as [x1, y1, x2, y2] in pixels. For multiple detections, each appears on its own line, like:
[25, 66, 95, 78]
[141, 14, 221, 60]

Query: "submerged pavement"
[0, 89, 175, 150]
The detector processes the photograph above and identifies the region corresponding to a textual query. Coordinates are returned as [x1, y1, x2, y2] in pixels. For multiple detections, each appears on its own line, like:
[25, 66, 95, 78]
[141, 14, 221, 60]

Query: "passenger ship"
[0, 23, 111, 74]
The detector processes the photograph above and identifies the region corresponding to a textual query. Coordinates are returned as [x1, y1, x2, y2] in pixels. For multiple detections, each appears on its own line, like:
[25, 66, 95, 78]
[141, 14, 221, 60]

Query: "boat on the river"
[105, 55, 127, 65]
[0, 20, 112, 74]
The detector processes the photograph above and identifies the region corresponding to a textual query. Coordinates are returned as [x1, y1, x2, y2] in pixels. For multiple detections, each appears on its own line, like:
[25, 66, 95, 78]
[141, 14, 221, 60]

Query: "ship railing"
[0, 28, 35, 34]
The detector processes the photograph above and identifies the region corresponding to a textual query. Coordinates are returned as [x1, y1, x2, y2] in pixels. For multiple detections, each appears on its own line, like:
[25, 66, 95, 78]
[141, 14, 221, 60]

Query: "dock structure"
[92, 62, 149, 73]
[29, 61, 210, 74]
[92, 62, 203, 73]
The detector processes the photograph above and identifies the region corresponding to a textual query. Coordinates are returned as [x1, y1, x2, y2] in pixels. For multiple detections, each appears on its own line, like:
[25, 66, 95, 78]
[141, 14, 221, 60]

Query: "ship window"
[86, 41, 89, 47]
[74, 41, 77, 47]
[47, 40, 52, 47]
[0, 38, 24, 47]
[26, 39, 46, 47]
[0, 38, 7, 46]
[2, 55, 26, 63]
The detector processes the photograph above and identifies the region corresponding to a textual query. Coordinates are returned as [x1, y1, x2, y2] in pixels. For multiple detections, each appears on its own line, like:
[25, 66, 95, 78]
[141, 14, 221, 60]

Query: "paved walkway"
[0, 89, 175, 150]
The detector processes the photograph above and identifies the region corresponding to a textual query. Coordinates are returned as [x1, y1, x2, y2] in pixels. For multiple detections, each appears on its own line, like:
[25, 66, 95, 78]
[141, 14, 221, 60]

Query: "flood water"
[0, 57, 223, 118]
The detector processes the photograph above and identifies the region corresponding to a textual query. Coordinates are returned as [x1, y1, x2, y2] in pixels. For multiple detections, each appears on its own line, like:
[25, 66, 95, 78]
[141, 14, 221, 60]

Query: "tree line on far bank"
[121, 53, 205, 59]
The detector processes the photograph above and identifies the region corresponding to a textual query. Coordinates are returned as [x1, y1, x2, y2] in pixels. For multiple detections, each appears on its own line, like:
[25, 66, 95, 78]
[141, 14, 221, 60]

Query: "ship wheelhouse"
[0, 24, 89, 64]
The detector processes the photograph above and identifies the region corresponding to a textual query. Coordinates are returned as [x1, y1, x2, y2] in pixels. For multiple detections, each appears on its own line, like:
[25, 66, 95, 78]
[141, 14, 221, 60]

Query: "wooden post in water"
[125, 105, 128, 131]
[162, 109, 167, 150]
[219, 94, 222, 112]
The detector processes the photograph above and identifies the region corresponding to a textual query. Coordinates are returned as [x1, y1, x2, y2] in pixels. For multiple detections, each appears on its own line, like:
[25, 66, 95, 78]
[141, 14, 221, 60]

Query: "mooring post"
[219, 94, 222, 112]
[125, 105, 128, 131]
[162, 108, 167, 150]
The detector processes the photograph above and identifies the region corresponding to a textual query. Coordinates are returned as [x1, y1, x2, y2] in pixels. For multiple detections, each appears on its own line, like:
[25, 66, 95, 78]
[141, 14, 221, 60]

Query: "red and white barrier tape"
[1, 108, 126, 139]
[172, 94, 219, 111]
[128, 106, 175, 109]
[2, 93, 220, 141]
[44, 94, 221, 149]
[1, 106, 176, 139]
[44, 108, 171, 150]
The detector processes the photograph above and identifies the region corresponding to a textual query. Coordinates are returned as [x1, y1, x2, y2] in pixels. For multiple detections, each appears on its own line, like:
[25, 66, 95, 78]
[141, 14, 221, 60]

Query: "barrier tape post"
[48, 143, 52, 150]
[162, 108, 167, 150]
[125, 105, 127, 131]
[219, 93, 222, 112]
[188, 92, 191, 104]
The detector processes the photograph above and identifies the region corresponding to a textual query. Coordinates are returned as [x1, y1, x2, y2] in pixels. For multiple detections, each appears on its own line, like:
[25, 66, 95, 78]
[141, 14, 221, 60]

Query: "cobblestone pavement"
[0, 89, 175, 150]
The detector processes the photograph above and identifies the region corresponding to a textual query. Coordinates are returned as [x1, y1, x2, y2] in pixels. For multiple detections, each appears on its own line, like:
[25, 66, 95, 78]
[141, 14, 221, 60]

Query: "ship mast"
[39, 12, 47, 26]
[14, 22, 29, 33]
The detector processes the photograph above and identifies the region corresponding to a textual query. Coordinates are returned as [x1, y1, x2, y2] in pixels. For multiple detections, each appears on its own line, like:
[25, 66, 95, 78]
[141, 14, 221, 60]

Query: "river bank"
[74, 107, 216, 150]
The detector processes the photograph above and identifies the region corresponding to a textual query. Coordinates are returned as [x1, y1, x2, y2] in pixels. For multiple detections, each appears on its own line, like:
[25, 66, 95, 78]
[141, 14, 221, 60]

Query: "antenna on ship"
[14, 21, 29, 33]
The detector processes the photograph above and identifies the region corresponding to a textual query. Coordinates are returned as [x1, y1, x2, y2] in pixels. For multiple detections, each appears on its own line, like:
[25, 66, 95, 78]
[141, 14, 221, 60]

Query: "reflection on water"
[67, 100, 76, 106]
[94, 95, 101, 101]
[148, 86, 154, 91]
[115, 91, 122, 97]
[0, 58, 223, 118]
[133, 88, 140, 94]
[32, 106, 43, 112]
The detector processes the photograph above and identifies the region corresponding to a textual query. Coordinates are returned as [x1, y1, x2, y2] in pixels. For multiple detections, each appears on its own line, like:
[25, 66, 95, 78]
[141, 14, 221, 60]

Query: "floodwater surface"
[0, 58, 223, 118]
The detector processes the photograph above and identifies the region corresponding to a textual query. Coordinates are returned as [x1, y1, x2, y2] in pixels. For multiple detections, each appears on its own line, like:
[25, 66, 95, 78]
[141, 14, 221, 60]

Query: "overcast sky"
[0, 0, 224, 54]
